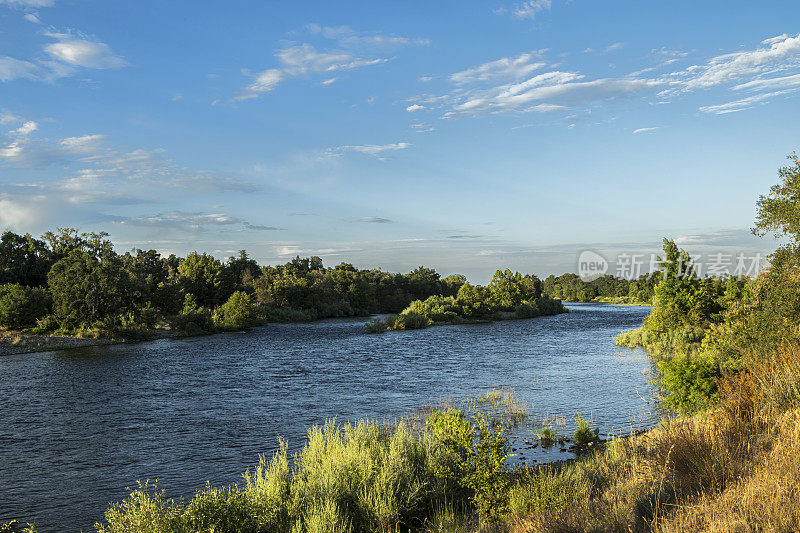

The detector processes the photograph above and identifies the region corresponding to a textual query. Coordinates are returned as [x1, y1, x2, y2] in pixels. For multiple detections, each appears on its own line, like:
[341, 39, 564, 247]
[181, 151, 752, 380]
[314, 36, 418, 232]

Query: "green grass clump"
[96, 420, 456, 533]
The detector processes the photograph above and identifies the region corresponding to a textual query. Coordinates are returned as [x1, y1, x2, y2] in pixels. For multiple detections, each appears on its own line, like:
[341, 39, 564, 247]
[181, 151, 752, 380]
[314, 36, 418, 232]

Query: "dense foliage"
[366, 268, 568, 331]
[543, 272, 657, 304]
[0, 228, 469, 337]
[616, 153, 800, 415]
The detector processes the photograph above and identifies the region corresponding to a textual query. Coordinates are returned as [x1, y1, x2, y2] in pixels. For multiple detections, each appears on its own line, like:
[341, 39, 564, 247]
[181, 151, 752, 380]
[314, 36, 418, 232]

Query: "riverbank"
[0, 327, 184, 356]
[592, 295, 652, 306]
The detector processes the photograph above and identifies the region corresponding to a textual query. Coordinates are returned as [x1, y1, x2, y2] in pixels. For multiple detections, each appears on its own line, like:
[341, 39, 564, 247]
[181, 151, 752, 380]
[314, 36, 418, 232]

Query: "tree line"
[0, 228, 465, 337]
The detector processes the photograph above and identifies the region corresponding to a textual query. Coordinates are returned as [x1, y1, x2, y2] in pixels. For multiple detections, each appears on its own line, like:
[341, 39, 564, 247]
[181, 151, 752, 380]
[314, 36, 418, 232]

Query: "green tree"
[177, 252, 224, 307]
[0, 231, 52, 287]
[214, 291, 256, 330]
[48, 248, 134, 329]
[0, 283, 50, 329]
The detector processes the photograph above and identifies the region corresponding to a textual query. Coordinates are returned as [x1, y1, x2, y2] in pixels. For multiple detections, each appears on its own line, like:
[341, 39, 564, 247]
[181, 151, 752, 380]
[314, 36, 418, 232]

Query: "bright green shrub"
[388, 310, 432, 330]
[0, 283, 50, 329]
[364, 317, 389, 333]
[426, 409, 510, 525]
[214, 291, 256, 331]
[572, 416, 600, 449]
[657, 356, 721, 415]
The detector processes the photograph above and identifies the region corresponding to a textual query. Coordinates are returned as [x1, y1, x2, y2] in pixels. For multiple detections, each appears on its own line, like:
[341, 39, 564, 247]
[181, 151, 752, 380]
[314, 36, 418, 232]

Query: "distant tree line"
[0, 228, 466, 337]
[543, 273, 659, 304]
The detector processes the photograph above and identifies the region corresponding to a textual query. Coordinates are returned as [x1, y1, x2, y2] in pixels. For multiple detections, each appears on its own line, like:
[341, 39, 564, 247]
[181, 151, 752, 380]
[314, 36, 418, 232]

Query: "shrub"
[0, 283, 50, 329]
[506, 468, 588, 521]
[96, 420, 453, 532]
[389, 310, 432, 330]
[657, 356, 721, 415]
[214, 291, 256, 331]
[540, 427, 555, 445]
[426, 409, 510, 525]
[364, 317, 389, 333]
[572, 415, 600, 449]
[172, 294, 214, 334]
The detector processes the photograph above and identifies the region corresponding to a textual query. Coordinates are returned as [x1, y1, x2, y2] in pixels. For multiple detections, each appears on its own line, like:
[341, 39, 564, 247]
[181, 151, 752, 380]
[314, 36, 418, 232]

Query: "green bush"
[364, 317, 389, 333]
[214, 291, 257, 331]
[572, 415, 600, 449]
[172, 294, 214, 334]
[388, 310, 432, 330]
[506, 468, 588, 520]
[0, 283, 50, 329]
[426, 409, 510, 525]
[657, 356, 721, 415]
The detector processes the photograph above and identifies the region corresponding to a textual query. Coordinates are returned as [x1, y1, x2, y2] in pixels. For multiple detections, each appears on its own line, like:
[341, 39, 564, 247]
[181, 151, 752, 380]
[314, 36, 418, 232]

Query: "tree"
[0, 283, 50, 329]
[177, 252, 223, 307]
[754, 152, 800, 242]
[0, 231, 52, 287]
[48, 248, 134, 328]
[214, 291, 256, 330]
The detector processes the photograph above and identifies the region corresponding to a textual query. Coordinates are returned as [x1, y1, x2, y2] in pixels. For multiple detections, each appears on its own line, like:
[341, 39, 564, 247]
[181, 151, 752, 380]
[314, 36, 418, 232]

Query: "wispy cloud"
[236, 25, 427, 101]
[0, 113, 258, 198]
[450, 52, 546, 84]
[116, 211, 283, 233]
[632, 127, 658, 134]
[699, 90, 790, 114]
[496, 0, 552, 21]
[328, 142, 411, 160]
[357, 216, 394, 223]
[44, 33, 128, 69]
[408, 32, 800, 119]
[0, 0, 54, 7]
[0, 27, 127, 83]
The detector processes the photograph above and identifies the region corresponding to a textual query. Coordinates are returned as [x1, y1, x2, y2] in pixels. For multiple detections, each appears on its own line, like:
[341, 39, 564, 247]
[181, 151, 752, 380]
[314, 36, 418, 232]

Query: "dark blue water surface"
[0, 302, 654, 532]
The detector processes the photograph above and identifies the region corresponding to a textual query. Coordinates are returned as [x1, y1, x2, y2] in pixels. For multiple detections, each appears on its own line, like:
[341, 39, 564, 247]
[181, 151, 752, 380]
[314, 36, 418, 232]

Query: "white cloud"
[510, 0, 552, 20]
[0, 0, 54, 6]
[678, 33, 800, 91]
[0, 56, 40, 82]
[24, 13, 41, 24]
[45, 39, 127, 68]
[237, 44, 388, 100]
[406, 104, 426, 112]
[236, 26, 425, 101]
[734, 73, 800, 91]
[699, 90, 790, 114]
[12, 120, 38, 136]
[329, 142, 411, 159]
[357, 216, 393, 223]
[632, 127, 658, 134]
[450, 52, 546, 84]
[60, 133, 106, 153]
[0, 196, 47, 231]
[605, 42, 626, 53]
[117, 211, 282, 232]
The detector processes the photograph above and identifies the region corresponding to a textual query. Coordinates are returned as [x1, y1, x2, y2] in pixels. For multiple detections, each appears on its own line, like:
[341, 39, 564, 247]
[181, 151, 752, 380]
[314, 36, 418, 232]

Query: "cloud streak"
[236, 25, 427, 101]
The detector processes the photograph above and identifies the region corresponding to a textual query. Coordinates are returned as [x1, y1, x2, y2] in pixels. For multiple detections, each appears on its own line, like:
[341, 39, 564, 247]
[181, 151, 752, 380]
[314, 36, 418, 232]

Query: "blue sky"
[1, 0, 798, 282]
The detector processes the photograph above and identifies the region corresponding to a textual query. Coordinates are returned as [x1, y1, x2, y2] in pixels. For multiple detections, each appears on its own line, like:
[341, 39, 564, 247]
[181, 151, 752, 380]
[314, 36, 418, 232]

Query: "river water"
[0, 302, 655, 531]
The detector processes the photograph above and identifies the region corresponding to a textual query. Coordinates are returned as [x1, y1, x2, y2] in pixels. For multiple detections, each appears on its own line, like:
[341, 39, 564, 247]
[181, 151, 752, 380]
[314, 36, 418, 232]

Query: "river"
[0, 302, 655, 531]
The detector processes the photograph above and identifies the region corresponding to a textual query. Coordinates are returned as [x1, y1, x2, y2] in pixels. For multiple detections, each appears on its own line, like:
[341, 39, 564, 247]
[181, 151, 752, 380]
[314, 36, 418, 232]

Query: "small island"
[365, 269, 568, 332]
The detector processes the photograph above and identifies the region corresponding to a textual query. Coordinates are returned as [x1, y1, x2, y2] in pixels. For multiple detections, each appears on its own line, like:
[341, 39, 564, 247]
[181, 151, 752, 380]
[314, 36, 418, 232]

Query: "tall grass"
[95, 420, 459, 533]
